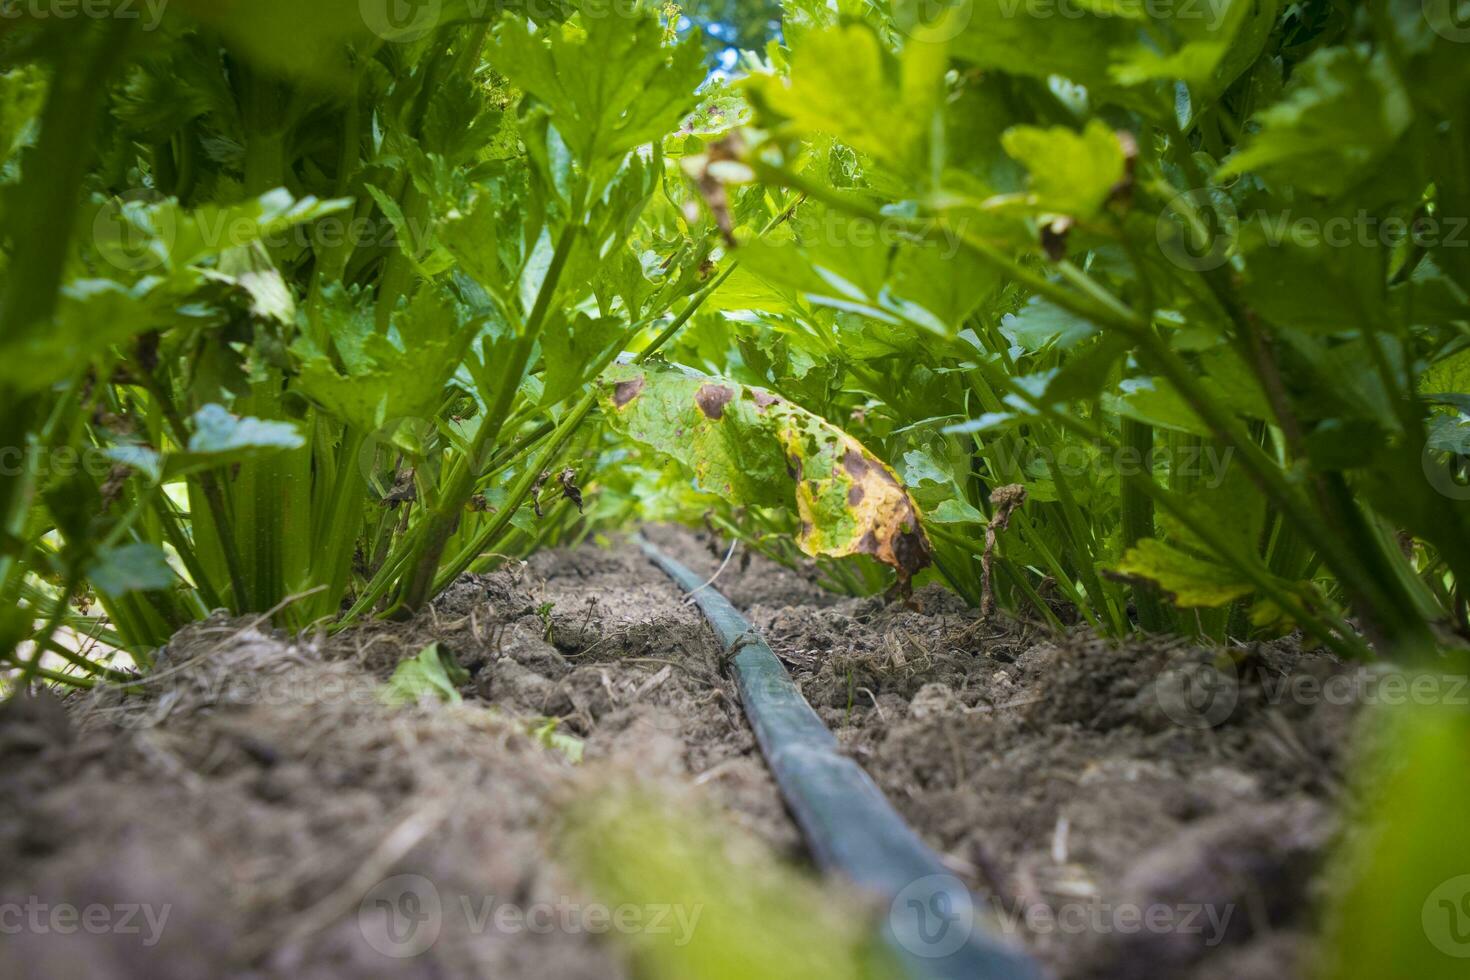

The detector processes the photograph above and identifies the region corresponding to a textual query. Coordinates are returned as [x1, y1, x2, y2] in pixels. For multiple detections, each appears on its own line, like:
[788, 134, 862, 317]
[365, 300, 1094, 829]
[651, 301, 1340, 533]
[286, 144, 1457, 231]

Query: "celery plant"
[0, 2, 734, 676]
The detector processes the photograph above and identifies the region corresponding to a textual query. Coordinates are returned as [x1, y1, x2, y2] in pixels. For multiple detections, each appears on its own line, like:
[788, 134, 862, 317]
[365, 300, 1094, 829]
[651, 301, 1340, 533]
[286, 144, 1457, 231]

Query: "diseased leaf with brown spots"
[599, 361, 931, 582]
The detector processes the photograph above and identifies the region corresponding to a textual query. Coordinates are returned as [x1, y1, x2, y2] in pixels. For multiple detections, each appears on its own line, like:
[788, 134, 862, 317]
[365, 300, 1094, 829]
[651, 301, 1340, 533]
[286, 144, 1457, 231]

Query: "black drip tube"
[637, 536, 1048, 980]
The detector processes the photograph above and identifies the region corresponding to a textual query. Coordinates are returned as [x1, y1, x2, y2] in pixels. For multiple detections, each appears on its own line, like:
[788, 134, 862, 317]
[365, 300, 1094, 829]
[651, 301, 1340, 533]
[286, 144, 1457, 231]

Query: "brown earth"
[0, 525, 1370, 978]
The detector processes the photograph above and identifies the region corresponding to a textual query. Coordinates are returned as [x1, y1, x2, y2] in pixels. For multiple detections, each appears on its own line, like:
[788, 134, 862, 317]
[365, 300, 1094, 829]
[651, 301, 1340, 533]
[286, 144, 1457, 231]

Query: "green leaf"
[380, 643, 470, 706]
[162, 404, 305, 479]
[421, 67, 505, 164]
[116, 189, 352, 273]
[0, 64, 46, 165]
[187, 404, 303, 455]
[943, 413, 1017, 436]
[0, 605, 31, 660]
[1427, 413, 1470, 454]
[1236, 199, 1391, 332]
[1110, 539, 1254, 608]
[900, 448, 952, 488]
[952, 0, 1137, 90]
[441, 190, 506, 292]
[1319, 705, 1470, 980]
[736, 207, 889, 313]
[488, 10, 705, 166]
[531, 718, 584, 764]
[753, 24, 947, 177]
[733, 202, 992, 336]
[0, 279, 182, 394]
[1424, 394, 1470, 415]
[366, 183, 455, 279]
[104, 445, 164, 483]
[293, 286, 477, 431]
[1000, 297, 1099, 352]
[889, 242, 1005, 335]
[930, 497, 988, 525]
[1421, 347, 1470, 399]
[171, 0, 366, 82]
[1103, 350, 1270, 436]
[1383, 0, 1470, 115]
[541, 313, 625, 406]
[1045, 334, 1131, 402]
[88, 543, 177, 598]
[1105, 377, 1211, 436]
[600, 360, 932, 581]
[1157, 451, 1267, 556]
[1217, 48, 1412, 197]
[210, 244, 295, 323]
[1000, 120, 1126, 218]
[1111, 0, 1279, 100]
[1195, 347, 1271, 421]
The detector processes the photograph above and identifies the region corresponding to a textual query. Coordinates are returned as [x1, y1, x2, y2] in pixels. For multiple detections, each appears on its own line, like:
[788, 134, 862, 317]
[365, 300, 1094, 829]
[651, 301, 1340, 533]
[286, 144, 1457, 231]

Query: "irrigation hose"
[636, 535, 1048, 980]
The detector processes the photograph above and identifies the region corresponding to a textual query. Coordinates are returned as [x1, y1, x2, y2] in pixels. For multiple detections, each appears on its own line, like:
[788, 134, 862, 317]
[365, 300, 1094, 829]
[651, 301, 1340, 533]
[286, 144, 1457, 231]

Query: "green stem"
[152, 493, 224, 612]
[754, 163, 1142, 334]
[432, 397, 596, 595]
[338, 524, 423, 625]
[392, 196, 800, 614]
[16, 582, 124, 647]
[1121, 419, 1171, 632]
[0, 398, 43, 609]
[1, 22, 132, 331]
[142, 372, 251, 610]
[236, 60, 287, 196]
[3, 652, 97, 690]
[15, 572, 83, 690]
[1050, 463, 1128, 635]
[430, 204, 800, 594]
[375, 182, 429, 331]
[398, 221, 582, 612]
[37, 637, 135, 685]
[996, 375, 1370, 659]
[761, 160, 1400, 635]
[301, 428, 367, 625]
[1156, 141, 1432, 651]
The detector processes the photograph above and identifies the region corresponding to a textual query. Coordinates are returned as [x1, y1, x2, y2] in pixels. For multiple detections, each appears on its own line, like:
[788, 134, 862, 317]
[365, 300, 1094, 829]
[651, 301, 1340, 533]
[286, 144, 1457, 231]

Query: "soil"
[0, 525, 1370, 979]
